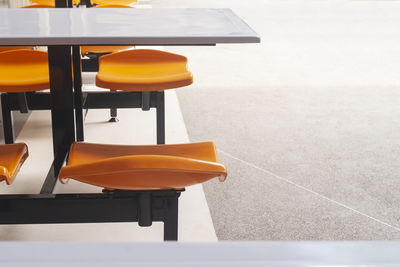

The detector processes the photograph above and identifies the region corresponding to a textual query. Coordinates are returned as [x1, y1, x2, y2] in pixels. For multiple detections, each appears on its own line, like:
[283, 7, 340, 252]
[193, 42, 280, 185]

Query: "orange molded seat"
[0, 50, 49, 93]
[92, 3, 132, 7]
[0, 47, 34, 53]
[29, 0, 79, 5]
[81, 46, 132, 54]
[59, 142, 227, 190]
[0, 143, 29, 185]
[91, 0, 137, 5]
[23, 4, 55, 7]
[96, 49, 193, 92]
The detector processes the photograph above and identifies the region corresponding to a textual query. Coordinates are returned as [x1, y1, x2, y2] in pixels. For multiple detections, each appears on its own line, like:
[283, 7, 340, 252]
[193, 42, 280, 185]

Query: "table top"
[0, 8, 260, 45]
[0, 241, 400, 266]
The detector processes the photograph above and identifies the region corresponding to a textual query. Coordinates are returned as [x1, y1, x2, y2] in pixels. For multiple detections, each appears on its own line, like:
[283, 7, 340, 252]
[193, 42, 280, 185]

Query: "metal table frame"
[0, 0, 179, 240]
[0, 1, 260, 241]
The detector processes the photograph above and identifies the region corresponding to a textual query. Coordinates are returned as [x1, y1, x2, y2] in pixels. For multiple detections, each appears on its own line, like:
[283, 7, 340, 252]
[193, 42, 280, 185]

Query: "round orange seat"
[0, 50, 49, 93]
[0, 143, 29, 185]
[59, 142, 227, 190]
[96, 49, 193, 92]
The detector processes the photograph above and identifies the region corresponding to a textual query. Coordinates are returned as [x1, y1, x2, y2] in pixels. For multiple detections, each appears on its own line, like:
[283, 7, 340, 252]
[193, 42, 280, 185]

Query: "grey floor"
[152, 0, 400, 240]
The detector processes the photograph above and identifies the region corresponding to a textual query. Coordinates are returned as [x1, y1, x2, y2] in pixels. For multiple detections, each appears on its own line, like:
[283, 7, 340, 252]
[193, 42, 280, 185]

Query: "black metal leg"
[142, 91, 151, 111]
[81, 56, 99, 72]
[55, 0, 68, 7]
[138, 192, 152, 227]
[48, 45, 75, 157]
[163, 195, 178, 241]
[40, 151, 69, 194]
[156, 91, 165, 144]
[72, 45, 84, 142]
[17, 93, 29, 114]
[109, 90, 119, 122]
[41, 45, 75, 194]
[1, 93, 14, 144]
[85, 0, 92, 8]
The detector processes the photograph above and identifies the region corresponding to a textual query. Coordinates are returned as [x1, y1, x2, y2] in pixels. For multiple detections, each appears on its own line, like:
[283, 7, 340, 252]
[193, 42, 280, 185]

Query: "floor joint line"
[216, 148, 400, 233]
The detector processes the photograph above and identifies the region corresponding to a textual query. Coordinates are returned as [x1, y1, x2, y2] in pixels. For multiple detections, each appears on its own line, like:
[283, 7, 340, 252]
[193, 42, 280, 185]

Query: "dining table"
[0, 3, 260, 239]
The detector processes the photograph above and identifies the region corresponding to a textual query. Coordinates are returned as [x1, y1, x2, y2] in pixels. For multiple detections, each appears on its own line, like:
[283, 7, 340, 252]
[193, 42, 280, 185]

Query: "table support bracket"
[0, 189, 182, 241]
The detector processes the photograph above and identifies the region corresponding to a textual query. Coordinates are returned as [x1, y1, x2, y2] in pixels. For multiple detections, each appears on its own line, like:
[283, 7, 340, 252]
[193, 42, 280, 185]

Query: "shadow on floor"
[0, 108, 31, 143]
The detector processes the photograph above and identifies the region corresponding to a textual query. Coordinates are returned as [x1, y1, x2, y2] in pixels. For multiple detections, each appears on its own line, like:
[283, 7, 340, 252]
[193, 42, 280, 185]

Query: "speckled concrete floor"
[153, 0, 400, 240]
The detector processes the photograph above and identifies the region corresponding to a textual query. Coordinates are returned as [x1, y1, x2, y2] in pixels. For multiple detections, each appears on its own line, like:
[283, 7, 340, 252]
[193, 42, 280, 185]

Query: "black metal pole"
[72, 45, 84, 141]
[109, 90, 119, 122]
[17, 93, 29, 114]
[163, 195, 179, 241]
[138, 192, 152, 227]
[43, 44, 75, 193]
[55, 0, 68, 8]
[142, 92, 151, 111]
[47, 45, 75, 159]
[1, 94, 14, 144]
[156, 91, 165, 144]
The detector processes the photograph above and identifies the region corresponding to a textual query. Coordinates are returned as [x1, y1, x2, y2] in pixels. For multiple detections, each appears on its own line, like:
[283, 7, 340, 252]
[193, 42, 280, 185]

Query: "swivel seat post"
[138, 192, 152, 227]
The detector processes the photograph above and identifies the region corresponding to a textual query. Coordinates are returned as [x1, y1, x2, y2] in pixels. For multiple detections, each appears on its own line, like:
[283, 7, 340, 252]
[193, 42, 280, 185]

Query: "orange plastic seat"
[90, 0, 137, 5]
[81, 46, 132, 54]
[0, 47, 34, 53]
[23, 4, 55, 7]
[0, 143, 29, 185]
[92, 3, 132, 7]
[29, 0, 79, 5]
[0, 50, 49, 93]
[59, 142, 227, 190]
[96, 49, 193, 91]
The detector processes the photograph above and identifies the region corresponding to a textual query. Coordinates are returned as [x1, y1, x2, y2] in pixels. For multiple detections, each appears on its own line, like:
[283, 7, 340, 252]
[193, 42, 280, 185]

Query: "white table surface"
[0, 8, 260, 45]
[0, 241, 400, 266]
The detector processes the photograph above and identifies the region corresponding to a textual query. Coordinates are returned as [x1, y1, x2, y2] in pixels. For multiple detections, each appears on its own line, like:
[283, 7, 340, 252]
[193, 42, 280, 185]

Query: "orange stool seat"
[81, 46, 132, 54]
[96, 49, 193, 92]
[23, 4, 55, 7]
[0, 143, 29, 185]
[91, 0, 137, 5]
[0, 47, 34, 53]
[0, 50, 49, 93]
[92, 3, 133, 7]
[29, 0, 79, 5]
[59, 142, 227, 190]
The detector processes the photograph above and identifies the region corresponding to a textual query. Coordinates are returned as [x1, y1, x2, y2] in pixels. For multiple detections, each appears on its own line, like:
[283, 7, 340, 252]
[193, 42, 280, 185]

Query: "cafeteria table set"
[0, 0, 260, 241]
